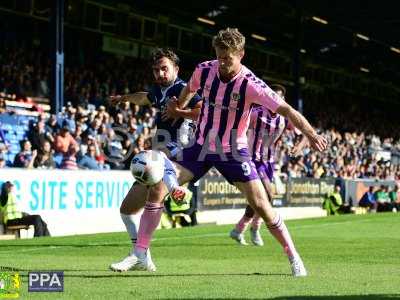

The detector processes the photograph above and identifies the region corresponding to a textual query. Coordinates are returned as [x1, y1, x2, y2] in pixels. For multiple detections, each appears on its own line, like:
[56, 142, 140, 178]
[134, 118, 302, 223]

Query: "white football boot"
[131, 250, 157, 272]
[250, 227, 264, 246]
[289, 255, 307, 277]
[229, 228, 248, 245]
[110, 250, 155, 272]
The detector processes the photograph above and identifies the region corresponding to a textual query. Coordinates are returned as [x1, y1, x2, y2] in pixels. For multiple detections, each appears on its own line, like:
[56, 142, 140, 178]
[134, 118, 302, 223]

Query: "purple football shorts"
[253, 160, 274, 182]
[173, 143, 259, 184]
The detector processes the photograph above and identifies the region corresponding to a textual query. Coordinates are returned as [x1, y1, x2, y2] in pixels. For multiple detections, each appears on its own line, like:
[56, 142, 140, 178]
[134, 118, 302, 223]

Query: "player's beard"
[219, 66, 234, 81]
[159, 75, 176, 87]
[160, 79, 172, 87]
[220, 64, 241, 82]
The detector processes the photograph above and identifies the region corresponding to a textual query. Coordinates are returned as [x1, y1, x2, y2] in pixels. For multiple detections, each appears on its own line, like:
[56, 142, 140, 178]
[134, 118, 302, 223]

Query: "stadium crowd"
[0, 46, 400, 184]
[276, 129, 400, 181]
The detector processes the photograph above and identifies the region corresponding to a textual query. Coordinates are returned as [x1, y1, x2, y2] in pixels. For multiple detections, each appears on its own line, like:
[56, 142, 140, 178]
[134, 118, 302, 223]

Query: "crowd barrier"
[197, 174, 397, 209]
[1, 169, 396, 236]
[197, 174, 336, 209]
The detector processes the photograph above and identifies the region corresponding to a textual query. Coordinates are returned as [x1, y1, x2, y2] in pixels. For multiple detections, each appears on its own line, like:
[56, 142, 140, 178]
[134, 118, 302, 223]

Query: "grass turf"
[0, 213, 399, 299]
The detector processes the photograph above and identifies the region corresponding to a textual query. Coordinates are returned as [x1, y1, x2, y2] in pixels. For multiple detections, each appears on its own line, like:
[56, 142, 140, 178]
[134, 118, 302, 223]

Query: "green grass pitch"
[1, 213, 399, 299]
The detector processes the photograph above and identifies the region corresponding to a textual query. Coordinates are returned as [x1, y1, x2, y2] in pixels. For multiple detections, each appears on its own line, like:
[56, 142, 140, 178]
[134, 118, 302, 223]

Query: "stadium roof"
[122, 0, 400, 83]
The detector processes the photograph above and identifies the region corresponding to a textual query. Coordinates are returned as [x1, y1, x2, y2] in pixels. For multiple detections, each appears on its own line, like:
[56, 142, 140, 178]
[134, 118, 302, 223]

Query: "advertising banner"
[0, 169, 133, 236]
[286, 177, 336, 206]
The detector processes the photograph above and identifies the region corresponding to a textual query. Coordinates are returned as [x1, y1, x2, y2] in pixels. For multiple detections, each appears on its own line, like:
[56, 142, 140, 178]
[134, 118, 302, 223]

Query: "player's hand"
[307, 134, 327, 152]
[162, 98, 179, 124]
[290, 138, 309, 157]
[170, 186, 192, 205]
[166, 98, 179, 117]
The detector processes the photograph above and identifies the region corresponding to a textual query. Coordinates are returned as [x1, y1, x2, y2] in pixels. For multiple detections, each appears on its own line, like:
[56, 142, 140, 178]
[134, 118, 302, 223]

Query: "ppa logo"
[28, 271, 64, 292]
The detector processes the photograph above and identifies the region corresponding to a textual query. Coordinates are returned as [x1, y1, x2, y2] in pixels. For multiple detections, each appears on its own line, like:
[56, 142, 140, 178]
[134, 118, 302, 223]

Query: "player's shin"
[236, 214, 252, 233]
[120, 213, 139, 251]
[135, 202, 164, 255]
[236, 205, 255, 233]
[251, 214, 263, 230]
[135, 183, 167, 255]
[266, 213, 298, 258]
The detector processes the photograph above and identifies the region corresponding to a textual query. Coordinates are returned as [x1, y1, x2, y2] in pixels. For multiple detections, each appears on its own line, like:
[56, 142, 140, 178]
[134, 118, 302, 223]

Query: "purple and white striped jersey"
[248, 106, 295, 163]
[188, 60, 285, 152]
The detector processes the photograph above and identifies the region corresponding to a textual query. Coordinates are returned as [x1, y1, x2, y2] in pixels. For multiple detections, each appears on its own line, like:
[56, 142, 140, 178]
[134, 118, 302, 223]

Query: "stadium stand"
[0, 45, 399, 184]
[0, 114, 36, 166]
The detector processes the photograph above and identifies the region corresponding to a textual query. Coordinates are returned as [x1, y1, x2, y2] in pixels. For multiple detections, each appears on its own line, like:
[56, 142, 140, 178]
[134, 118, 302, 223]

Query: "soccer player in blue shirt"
[109, 48, 202, 271]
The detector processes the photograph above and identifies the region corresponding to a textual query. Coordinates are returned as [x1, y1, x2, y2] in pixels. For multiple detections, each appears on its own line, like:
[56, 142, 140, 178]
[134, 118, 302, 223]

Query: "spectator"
[113, 112, 126, 128]
[96, 105, 109, 122]
[28, 120, 53, 150]
[322, 184, 343, 216]
[60, 144, 79, 170]
[118, 101, 132, 121]
[0, 98, 6, 113]
[45, 114, 60, 136]
[359, 186, 378, 212]
[84, 118, 101, 140]
[73, 123, 84, 144]
[54, 125, 78, 155]
[374, 185, 394, 212]
[34, 140, 56, 169]
[78, 144, 100, 170]
[96, 155, 110, 170]
[0, 181, 50, 237]
[0, 157, 6, 168]
[62, 104, 77, 133]
[389, 185, 399, 212]
[127, 119, 139, 142]
[13, 140, 36, 168]
[0, 143, 8, 164]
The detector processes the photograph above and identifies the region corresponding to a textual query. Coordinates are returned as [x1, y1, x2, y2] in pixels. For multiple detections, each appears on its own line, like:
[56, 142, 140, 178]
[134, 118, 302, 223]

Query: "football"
[130, 150, 165, 186]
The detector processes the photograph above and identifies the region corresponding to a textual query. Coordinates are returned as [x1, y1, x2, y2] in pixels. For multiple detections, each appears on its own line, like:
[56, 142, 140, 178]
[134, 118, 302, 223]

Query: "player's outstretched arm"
[109, 92, 151, 106]
[176, 85, 197, 109]
[276, 102, 327, 152]
[164, 100, 202, 121]
[181, 101, 202, 120]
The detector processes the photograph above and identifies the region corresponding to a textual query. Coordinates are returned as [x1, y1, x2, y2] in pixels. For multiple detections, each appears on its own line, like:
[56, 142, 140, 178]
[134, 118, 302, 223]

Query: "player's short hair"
[151, 48, 180, 67]
[212, 28, 245, 52]
[270, 84, 286, 96]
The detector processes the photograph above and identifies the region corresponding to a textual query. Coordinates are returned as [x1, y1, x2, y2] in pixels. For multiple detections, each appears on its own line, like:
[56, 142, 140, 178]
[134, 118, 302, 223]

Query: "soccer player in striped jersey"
[109, 48, 201, 272]
[121, 28, 327, 276]
[230, 84, 308, 246]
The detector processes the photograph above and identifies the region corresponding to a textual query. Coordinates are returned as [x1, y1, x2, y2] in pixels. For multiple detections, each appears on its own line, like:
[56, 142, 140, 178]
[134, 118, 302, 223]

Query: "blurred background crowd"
[0, 45, 400, 183]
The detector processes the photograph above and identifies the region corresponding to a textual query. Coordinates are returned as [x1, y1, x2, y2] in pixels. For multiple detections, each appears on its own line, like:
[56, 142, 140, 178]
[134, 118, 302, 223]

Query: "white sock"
[162, 156, 179, 192]
[120, 213, 139, 251]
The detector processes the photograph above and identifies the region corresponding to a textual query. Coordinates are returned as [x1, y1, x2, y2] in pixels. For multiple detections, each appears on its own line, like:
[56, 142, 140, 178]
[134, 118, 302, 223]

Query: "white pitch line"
[0, 245, 64, 255]
[292, 218, 373, 229]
